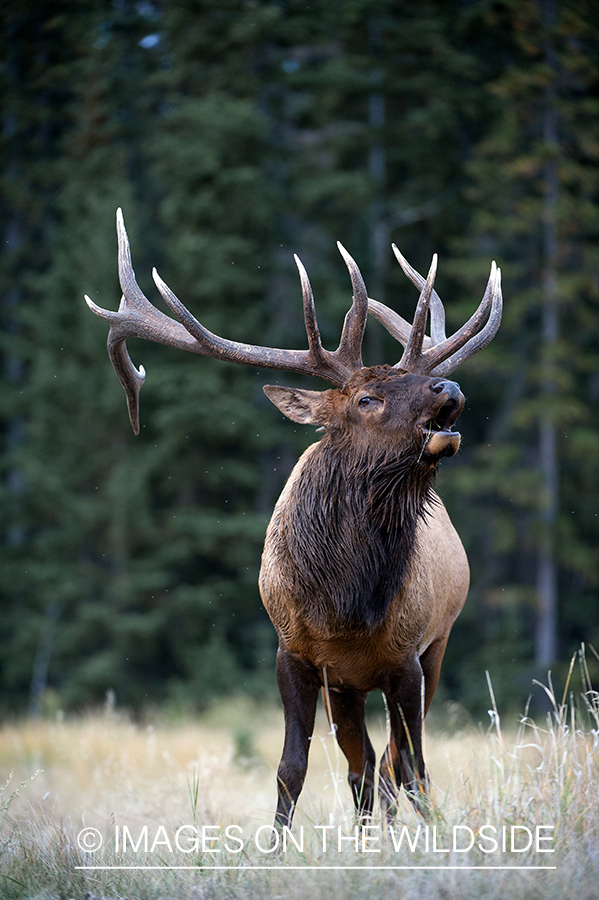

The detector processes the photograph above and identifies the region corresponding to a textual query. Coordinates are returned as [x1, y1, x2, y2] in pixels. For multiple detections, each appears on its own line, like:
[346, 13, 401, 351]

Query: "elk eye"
[359, 396, 374, 406]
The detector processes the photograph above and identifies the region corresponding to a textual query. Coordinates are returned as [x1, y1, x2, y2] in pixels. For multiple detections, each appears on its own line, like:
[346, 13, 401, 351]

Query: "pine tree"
[443, 0, 599, 706]
[3, 0, 597, 717]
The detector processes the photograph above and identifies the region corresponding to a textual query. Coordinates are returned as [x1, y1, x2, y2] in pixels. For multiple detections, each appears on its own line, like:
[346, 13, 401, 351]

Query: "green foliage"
[437, 0, 599, 707]
[1, 0, 598, 718]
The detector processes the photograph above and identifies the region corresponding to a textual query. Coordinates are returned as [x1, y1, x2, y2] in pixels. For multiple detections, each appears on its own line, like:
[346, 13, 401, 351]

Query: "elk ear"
[263, 385, 326, 425]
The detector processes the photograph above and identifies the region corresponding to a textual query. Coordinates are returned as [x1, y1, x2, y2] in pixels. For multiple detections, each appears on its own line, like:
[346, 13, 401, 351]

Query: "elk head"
[263, 369, 465, 464]
[85, 210, 502, 446]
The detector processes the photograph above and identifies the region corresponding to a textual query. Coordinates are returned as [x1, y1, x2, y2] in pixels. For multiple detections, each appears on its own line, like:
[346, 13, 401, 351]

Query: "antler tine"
[397, 254, 438, 372]
[367, 297, 427, 348]
[86, 211, 164, 433]
[368, 247, 502, 377]
[392, 244, 446, 344]
[294, 254, 326, 365]
[336, 242, 369, 372]
[86, 210, 208, 433]
[422, 261, 498, 373]
[430, 266, 502, 376]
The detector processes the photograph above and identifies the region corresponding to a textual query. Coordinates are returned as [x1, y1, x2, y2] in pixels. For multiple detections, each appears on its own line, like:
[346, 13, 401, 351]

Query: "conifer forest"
[2, 0, 599, 719]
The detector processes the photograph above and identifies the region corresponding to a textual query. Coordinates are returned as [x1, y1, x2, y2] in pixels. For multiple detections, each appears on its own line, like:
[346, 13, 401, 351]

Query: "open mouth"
[422, 398, 462, 437]
[420, 395, 464, 460]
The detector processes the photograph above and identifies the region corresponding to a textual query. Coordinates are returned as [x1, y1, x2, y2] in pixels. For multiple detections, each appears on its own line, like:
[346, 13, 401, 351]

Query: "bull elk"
[86, 210, 502, 829]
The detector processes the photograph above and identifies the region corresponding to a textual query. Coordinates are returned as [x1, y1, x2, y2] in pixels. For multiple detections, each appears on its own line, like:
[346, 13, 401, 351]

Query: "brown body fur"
[261, 444, 469, 691]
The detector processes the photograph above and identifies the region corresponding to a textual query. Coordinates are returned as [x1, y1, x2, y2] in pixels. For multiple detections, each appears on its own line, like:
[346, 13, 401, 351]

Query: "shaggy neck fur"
[282, 435, 437, 633]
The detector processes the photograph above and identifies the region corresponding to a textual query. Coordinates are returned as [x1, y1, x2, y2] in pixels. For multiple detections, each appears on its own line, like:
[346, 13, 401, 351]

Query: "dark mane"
[281, 437, 437, 632]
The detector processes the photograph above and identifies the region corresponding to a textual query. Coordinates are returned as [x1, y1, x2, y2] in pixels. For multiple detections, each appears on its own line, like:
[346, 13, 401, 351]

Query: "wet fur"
[280, 437, 437, 632]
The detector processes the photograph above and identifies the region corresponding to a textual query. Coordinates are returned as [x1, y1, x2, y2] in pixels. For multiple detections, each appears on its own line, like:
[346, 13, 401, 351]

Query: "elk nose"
[430, 379, 461, 399]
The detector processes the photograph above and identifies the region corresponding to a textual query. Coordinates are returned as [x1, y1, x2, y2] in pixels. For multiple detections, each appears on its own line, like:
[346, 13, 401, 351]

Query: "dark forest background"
[1, 0, 598, 720]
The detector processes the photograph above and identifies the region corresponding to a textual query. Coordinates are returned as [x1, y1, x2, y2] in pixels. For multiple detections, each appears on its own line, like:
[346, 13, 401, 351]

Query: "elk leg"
[273, 648, 320, 831]
[378, 734, 402, 822]
[380, 653, 429, 820]
[419, 632, 451, 715]
[325, 689, 376, 820]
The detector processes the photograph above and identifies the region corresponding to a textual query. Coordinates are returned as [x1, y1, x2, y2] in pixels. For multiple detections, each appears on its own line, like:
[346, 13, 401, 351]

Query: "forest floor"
[1, 674, 598, 900]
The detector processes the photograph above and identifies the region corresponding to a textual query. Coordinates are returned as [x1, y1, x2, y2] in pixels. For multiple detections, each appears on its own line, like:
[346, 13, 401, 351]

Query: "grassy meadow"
[1, 655, 598, 900]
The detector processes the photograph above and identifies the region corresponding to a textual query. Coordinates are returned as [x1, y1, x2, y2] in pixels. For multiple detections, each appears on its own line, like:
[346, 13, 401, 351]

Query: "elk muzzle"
[422, 380, 465, 459]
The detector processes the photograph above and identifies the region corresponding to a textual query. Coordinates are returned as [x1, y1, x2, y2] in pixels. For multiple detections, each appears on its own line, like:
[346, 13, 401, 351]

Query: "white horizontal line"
[75, 865, 556, 871]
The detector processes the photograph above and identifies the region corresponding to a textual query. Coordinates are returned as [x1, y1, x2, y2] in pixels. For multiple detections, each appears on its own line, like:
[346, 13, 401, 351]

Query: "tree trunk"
[535, 0, 559, 666]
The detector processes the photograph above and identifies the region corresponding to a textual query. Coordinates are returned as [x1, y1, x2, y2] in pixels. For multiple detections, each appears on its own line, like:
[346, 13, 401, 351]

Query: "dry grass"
[1, 651, 598, 900]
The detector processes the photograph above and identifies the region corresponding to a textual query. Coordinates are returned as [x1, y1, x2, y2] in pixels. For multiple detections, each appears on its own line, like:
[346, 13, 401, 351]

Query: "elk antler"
[86, 210, 368, 433]
[368, 245, 502, 376]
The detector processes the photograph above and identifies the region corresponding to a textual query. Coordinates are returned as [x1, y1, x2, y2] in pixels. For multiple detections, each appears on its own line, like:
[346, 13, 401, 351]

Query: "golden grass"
[1, 653, 598, 900]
